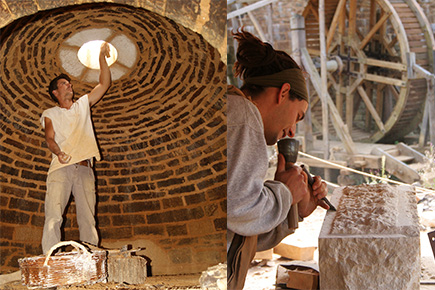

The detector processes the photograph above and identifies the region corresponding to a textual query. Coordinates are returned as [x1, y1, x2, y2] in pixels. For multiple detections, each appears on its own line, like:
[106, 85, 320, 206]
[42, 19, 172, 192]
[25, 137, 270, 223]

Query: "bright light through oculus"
[78, 40, 118, 69]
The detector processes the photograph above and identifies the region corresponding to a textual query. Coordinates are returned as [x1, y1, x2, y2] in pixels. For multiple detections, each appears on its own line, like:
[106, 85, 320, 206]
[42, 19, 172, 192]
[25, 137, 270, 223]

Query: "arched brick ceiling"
[0, 0, 227, 63]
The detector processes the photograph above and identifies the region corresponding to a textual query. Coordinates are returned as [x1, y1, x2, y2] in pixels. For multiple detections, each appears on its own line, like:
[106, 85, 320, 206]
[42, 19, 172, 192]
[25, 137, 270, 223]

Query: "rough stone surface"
[199, 263, 226, 290]
[107, 251, 147, 284]
[319, 184, 420, 290]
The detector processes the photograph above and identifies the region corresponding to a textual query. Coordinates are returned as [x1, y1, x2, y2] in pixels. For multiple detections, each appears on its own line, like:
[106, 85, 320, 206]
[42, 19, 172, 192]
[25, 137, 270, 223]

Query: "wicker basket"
[19, 241, 107, 288]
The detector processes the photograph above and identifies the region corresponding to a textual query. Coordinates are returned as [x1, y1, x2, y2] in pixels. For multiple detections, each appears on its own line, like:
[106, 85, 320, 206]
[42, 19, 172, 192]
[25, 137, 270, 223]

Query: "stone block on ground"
[319, 184, 420, 290]
[254, 249, 273, 260]
[107, 246, 147, 285]
[274, 242, 316, 261]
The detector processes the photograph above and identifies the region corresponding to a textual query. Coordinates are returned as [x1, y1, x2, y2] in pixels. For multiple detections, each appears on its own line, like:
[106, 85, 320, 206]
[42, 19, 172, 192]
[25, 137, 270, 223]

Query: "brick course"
[1, 1, 226, 275]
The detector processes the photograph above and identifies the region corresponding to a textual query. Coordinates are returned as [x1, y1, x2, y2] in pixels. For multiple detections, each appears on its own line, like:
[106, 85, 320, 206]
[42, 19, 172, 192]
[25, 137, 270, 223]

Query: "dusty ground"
[0, 274, 202, 290]
[243, 191, 435, 290]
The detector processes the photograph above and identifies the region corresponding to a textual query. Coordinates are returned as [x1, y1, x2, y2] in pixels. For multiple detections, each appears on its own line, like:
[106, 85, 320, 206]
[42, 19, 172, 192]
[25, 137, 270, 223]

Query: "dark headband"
[243, 69, 309, 102]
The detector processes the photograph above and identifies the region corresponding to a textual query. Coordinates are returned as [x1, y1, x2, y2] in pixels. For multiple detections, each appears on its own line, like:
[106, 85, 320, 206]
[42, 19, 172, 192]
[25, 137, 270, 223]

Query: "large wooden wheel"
[303, 0, 435, 143]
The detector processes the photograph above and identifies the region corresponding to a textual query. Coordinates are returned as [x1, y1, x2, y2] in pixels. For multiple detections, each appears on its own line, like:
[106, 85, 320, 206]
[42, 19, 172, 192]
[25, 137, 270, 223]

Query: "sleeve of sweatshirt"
[227, 107, 296, 242]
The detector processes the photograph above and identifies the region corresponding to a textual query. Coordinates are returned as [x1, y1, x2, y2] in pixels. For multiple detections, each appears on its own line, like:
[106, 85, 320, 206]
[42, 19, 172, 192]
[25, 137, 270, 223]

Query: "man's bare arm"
[88, 42, 112, 107]
[44, 117, 70, 164]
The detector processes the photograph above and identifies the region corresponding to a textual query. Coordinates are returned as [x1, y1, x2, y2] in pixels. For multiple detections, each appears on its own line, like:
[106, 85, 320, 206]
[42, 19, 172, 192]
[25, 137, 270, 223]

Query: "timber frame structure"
[227, 0, 435, 155]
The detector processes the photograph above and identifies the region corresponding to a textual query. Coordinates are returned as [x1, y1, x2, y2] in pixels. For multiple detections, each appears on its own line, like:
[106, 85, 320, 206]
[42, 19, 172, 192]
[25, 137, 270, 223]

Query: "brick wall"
[0, 2, 226, 275]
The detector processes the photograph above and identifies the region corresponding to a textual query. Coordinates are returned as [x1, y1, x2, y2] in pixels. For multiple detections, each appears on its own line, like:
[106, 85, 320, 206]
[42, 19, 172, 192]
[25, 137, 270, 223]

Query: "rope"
[298, 151, 435, 194]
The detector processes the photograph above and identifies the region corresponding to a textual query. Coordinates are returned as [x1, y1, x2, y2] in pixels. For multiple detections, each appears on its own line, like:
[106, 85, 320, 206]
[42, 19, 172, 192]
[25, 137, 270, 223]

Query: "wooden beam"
[302, 2, 314, 18]
[310, 94, 321, 108]
[428, 78, 435, 146]
[397, 142, 429, 163]
[387, 84, 400, 100]
[346, 86, 354, 135]
[359, 12, 391, 50]
[375, 83, 385, 120]
[363, 73, 406, 87]
[419, 98, 430, 147]
[227, 0, 277, 19]
[348, 0, 357, 39]
[348, 77, 364, 95]
[369, 0, 376, 30]
[387, 36, 398, 49]
[266, 4, 273, 46]
[360, 57, 407, 71]
[326, 0, 347, 51]
[247, 10, 267, 41]
[301, 48, 356, 155]
[357, 85, 386, 133]
[319, 0, 331, 169]
[309, 4, 320, 22]
[371, 147, 420, 183]
[307, 48, 321, 56]
[339, 0, 346, 52]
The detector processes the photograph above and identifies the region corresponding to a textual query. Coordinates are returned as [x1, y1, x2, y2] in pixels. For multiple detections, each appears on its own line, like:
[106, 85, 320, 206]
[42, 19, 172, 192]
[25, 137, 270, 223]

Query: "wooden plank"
[395, 155, 415, 163]
[371, 147, 420, 183]
[384, 148, 400, 156]
[412, 47, 431, 53]
[404, 23, 423, 29]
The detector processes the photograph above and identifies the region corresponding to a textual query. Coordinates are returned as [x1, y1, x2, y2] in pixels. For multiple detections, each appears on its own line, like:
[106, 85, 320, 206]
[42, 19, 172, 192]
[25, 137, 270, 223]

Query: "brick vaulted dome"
[0, 2, 226, 275]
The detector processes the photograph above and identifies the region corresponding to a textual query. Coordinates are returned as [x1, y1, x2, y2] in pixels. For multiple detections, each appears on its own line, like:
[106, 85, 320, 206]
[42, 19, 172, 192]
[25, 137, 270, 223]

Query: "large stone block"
[319, 184, 420, 290]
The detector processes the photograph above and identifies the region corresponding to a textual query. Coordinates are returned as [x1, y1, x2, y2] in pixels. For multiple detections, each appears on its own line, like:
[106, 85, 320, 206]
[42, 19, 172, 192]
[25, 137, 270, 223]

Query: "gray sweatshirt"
[227, 86, 298, 252]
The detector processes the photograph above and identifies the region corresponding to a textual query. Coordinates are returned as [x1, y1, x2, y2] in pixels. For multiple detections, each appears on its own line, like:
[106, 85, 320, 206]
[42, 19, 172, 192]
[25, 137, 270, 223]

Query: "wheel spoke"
[363, 73, 406, 87]
[359, 12, 391, 50]
[357, 85, 386, 133]
[326, 0, 347, 51]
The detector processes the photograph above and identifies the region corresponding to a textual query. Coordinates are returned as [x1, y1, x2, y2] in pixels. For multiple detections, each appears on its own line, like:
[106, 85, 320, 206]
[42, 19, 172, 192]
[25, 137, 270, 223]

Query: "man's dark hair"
[48, 74, 71, 103]
[232, 29, 305, 101]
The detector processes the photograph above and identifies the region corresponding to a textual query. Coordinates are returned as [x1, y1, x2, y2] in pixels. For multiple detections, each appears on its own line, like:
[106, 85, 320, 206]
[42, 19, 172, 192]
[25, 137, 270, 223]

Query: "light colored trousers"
[42, 164, 98, 254]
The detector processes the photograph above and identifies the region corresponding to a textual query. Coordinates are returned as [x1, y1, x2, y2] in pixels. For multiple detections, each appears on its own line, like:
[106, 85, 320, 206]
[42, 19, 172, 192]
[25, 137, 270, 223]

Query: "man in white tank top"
[40, 42, 111, 254]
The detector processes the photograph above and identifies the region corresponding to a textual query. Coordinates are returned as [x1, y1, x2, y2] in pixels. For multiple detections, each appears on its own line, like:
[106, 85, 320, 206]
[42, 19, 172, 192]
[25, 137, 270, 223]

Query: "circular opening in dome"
[77, 40, 118, 69]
